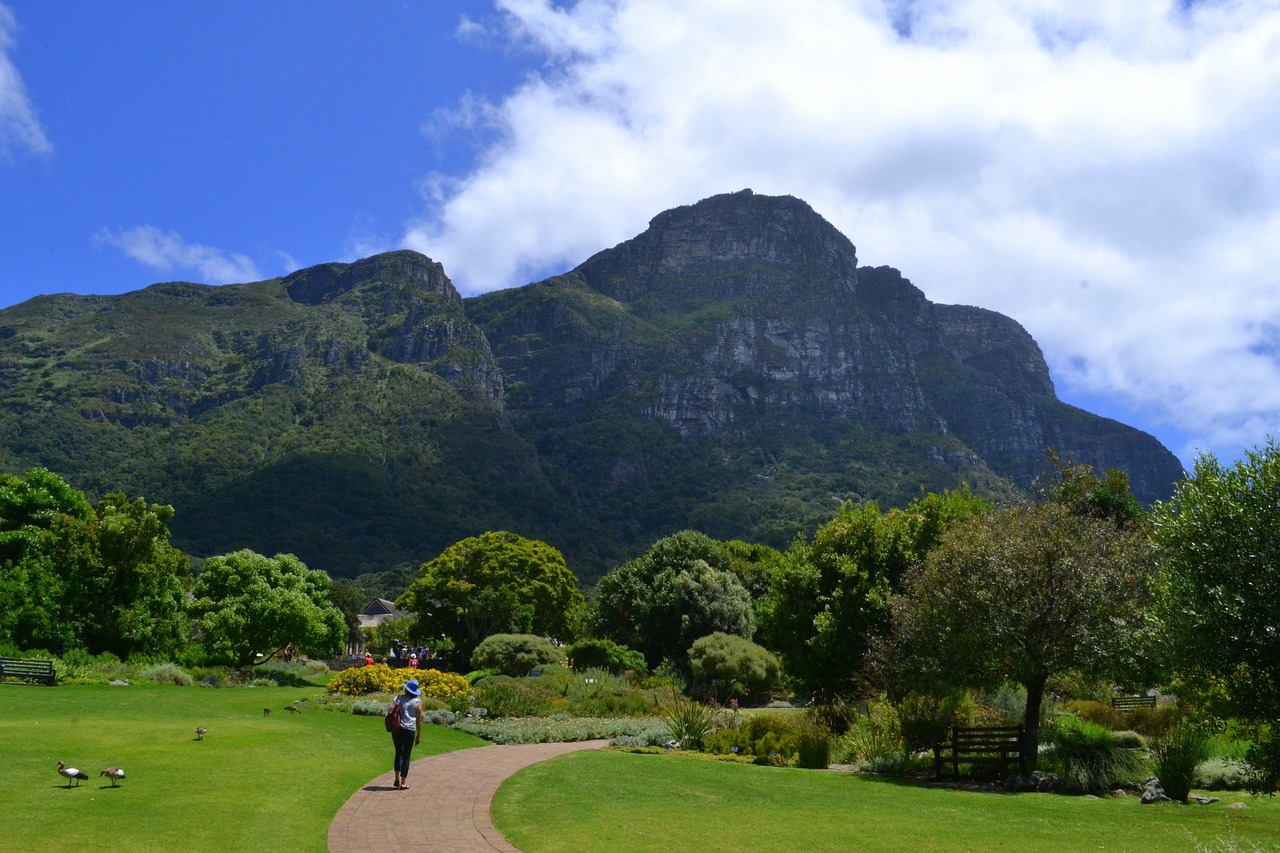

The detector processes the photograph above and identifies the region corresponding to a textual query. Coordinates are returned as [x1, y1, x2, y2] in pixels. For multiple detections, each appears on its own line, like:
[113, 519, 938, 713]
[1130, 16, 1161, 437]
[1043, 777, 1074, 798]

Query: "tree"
[757, 489, 990, 697]
[593, 530, 755, 669]
[890, 502, 1155, 768]
[0, 470, 189, 657]
[398, 531, 584, 661]
[1152, 440, 1280, 792]
[189, 550, 345, 666]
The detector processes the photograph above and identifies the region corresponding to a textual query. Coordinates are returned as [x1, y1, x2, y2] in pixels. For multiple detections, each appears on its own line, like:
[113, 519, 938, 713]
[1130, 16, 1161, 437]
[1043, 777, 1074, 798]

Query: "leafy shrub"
[985, 683, 1026, 723]
[1048, 716, 1147, 794]
[1198, 757, 1248, 791]
[138, 662, 194, 686]
[1125, 704, 1180, 737]
[899, 690, 977, 752]
[844, 694, 904, 764]
[1244, 727, 1280, 796]
[687, 632, 780, 703]
[660, 693, 725, 751]
[472, 675, 556, 717]
[423, 708, 456, 726]
[567, 638, 647, 676]
[471, 634, 566, 677]
[532, 666, 657, 717]
[610, 720, 672, 748]
[1152, 720, 1213, 803]
[466, 668, 500, 684]
[796, 725, 832, 769]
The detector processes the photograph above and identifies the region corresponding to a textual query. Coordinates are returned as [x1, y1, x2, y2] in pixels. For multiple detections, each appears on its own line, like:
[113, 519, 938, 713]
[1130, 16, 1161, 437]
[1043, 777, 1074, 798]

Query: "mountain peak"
[283, 250, 456, 307]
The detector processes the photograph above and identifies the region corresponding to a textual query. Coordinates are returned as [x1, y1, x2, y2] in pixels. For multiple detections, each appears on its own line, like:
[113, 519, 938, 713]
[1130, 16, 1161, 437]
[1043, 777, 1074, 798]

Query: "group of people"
[361, 642, 441, 669]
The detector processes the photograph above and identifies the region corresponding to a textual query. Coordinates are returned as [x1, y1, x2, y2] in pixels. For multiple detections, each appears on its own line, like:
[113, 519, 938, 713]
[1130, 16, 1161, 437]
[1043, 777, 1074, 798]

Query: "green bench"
[934, 725, 1025, 779]
[0, 656, 56, 685]
[1111, 695, 1156, 710]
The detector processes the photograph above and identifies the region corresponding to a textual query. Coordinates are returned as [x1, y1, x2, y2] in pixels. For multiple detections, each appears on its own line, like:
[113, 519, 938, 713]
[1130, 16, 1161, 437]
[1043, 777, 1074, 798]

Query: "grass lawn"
[0, 682, 485, 852]
[494, 750, 1280, 853]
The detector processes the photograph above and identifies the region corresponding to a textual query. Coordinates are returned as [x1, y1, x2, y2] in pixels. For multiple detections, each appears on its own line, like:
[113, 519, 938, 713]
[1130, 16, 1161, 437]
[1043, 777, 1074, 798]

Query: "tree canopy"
[1153, 440, 1280, 792]
[757, 488, 990, 697]
[397, 531, 584, 660]
[0, 469, 189, 657]
[889, 500, 1155, 766]
[594, 530, 754, 669]
[189, 549, 344, 666]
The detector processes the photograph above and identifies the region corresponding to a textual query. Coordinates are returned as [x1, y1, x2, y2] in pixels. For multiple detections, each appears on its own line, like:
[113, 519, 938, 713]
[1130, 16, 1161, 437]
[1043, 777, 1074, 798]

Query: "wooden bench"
[1111, 695, 1156, 710]
[0, 656, 56, 685]
[933, 725, 1025, 780]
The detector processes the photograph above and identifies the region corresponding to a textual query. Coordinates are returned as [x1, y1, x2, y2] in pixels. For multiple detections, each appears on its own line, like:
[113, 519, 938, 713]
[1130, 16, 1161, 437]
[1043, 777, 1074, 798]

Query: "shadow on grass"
[848, 772, 1018, 795]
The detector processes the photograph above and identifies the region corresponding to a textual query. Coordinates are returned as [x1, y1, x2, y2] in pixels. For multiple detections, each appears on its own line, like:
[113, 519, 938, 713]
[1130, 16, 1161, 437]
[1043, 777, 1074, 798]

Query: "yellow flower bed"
[327, 664, 469, 699]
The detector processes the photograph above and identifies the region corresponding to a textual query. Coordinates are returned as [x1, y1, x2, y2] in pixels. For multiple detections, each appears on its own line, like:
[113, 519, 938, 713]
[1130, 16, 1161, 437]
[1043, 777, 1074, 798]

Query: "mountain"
[0, 191, 1183, 581]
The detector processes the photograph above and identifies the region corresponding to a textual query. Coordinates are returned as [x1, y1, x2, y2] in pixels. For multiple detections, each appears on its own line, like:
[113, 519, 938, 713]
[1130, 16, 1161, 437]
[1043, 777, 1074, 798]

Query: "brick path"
[328, 739, 609, 852]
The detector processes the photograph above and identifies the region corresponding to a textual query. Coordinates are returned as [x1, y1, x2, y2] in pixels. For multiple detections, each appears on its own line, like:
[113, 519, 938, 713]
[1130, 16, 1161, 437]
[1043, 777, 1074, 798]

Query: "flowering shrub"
[327, 664, 469, 698]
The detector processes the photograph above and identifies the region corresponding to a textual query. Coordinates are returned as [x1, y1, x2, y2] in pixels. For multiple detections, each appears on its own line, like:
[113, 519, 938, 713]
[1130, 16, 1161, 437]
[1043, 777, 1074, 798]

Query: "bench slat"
[0, 656, 57, 685]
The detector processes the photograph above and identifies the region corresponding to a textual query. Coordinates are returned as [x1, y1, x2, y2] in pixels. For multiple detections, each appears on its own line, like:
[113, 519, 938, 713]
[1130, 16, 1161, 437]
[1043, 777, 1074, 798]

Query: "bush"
[567, 638, 647, 676]
[351, 698, 392, 716]
[796, 725, 832, 769]
[1152, 719, 1213, 803]
[1060, 699, 1125, 730]
[328, 664, 411, 696]
[472, 675, 556, 717]
[843, 694, 904, 764]
[138, 662, 194, 686]
[899, 690, 977, 752]
[470, 634, 566, 677]
[1048, 716, 1146, 794]
[687, 632, 780, 704]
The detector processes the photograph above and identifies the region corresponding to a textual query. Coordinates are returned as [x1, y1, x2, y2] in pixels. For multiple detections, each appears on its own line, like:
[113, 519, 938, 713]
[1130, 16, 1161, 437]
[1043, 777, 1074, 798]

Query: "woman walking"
[390, 678, 424, 790]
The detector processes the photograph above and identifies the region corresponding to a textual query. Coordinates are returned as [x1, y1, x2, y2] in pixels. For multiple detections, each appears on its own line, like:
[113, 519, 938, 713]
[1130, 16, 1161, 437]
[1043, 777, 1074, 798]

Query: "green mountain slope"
[0, 193, 1184, 582]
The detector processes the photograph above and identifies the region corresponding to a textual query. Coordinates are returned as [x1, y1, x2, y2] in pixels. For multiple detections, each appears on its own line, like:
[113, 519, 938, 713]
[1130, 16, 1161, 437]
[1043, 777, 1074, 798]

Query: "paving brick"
[329, 739, 608, 852]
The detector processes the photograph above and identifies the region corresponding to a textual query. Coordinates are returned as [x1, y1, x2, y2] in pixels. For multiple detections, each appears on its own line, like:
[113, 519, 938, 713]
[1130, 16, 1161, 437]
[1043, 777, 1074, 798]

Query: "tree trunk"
[1022, 676, 1047, 773]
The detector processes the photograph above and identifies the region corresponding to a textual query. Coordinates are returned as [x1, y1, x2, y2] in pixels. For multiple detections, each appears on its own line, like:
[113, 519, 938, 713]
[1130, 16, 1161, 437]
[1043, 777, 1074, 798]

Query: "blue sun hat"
[403, 679, 420, 696]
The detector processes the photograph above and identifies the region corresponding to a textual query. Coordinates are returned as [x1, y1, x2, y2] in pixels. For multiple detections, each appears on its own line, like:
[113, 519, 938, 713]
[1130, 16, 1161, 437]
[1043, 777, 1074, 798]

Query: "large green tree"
[0, 469, 189, 657]
[890, 501, 1155, 768]
[398, 531, 584, 660]
[189, 550, 344, 666]
[594, 530, 754, 669]
[757, 488, 990, 697]
[1152, 440, 1280, 792]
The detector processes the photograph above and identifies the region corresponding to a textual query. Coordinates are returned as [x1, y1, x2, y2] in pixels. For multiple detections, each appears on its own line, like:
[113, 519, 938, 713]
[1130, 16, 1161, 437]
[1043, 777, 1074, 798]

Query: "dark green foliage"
[796, 726, 832, 769]
[890, 501, 1156, 768]
[0, 469, 189, 657]
[1150, 719, 1212, 803]
[594, 531, 754, 669]
[687, 632, 780, 703]
[470, 633, 566, 677]
[1153, 442, 1280, 726]
[897, 690, 978, 753]
[566, 638, 647, 676]
[758, 489, 990, 698]
[399, 531, 584, 661]
[471, 675, 557, 718]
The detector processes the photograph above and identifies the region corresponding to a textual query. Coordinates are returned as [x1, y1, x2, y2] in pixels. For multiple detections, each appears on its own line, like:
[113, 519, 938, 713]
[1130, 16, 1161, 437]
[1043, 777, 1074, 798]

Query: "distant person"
[408, 653, 418, 670]
[390, 678, 424, 790]
[363, 651, 374, 667]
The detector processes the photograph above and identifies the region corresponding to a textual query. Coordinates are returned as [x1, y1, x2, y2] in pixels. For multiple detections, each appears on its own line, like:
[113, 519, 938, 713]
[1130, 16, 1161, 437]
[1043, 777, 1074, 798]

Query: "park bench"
[1111, 695, 1156, 710]
[933, 725, 1025, 780]
[0, 656, 56, 685]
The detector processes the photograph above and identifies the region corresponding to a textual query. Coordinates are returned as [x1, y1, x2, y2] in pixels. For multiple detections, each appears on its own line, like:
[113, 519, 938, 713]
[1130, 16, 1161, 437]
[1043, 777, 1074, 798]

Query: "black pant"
[392, 728, 416, 778]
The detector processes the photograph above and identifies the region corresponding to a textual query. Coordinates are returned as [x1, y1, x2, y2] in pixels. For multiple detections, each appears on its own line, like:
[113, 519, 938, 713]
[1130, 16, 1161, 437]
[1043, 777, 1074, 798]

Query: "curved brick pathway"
[328, 739, 609, 852]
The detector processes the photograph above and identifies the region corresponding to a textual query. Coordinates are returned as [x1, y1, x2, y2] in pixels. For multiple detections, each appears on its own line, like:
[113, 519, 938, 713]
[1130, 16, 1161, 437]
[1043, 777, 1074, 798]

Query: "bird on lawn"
[99, 766, 125, 787]
[56, 761, 89, 787]
[195, 726, 207, 741]
[285, 703, 301, 714]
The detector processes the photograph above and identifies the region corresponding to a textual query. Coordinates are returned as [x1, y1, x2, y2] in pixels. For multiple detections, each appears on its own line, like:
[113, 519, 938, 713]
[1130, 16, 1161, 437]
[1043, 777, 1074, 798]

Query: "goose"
[57, 761, 89, 787]
[285, 703, 301, 714]
[195, 726, 207, 741]
[99, 766, 125, 787]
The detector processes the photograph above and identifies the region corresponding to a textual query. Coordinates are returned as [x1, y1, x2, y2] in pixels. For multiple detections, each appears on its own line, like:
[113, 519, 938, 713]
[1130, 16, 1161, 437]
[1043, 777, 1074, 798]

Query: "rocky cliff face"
[0, 190, 1184, 581]
[472, 190, 1183, 505]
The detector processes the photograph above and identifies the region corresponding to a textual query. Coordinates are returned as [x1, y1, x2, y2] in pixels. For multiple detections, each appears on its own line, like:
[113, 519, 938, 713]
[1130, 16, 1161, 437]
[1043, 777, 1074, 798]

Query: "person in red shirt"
[363, 652, 374, 666]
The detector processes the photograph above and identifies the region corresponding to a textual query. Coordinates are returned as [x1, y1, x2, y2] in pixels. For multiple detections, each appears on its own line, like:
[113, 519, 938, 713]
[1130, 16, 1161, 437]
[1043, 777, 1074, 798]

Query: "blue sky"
[3, 1, 1279, 470]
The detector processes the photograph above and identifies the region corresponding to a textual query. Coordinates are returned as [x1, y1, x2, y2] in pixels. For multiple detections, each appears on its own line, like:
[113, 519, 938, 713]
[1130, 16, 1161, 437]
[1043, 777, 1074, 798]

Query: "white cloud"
[0, 3, 51, 160]
[407, 0, 1280, 465]
[95, 226, 262, 285]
